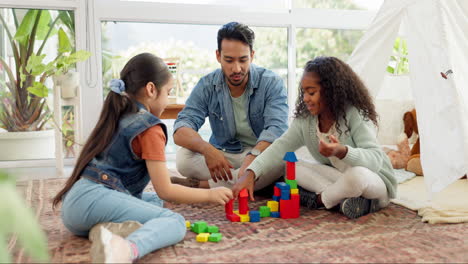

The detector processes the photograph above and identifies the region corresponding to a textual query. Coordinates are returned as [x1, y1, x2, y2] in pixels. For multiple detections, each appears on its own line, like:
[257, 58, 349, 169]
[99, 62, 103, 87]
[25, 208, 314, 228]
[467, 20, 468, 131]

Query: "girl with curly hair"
[232, 56, 397, 219]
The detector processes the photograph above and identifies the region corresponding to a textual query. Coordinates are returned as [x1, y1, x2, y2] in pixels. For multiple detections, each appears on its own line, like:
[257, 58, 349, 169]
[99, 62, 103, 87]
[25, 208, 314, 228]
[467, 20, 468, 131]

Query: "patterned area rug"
[10, 177, 468, 263]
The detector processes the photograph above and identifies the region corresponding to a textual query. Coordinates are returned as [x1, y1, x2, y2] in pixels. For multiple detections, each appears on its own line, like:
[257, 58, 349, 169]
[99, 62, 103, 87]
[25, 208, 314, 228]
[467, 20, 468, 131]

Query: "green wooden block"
[285, 179, 297, 189]
[208, 233, 223, 242]
[192, 221, 208, 234]
[207, 225, 219, 233]
[259, 206, 271, 217]
[190, 223, 195, 232]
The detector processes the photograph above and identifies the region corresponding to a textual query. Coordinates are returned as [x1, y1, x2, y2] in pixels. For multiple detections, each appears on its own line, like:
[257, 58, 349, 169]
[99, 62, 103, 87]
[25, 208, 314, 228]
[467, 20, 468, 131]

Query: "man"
[172, 22, 288, 191]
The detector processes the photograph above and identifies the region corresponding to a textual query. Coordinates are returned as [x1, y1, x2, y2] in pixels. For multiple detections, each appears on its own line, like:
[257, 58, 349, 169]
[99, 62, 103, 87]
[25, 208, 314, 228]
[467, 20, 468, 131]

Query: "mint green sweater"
[248, 107, 397, 199]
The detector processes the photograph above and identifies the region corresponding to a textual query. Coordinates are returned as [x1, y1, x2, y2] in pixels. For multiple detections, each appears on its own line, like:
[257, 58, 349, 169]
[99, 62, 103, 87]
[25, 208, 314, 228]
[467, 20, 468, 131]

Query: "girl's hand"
[318, 135, 348, 159]
[232, 170, 255, 201]
[208, 187, 234, 205]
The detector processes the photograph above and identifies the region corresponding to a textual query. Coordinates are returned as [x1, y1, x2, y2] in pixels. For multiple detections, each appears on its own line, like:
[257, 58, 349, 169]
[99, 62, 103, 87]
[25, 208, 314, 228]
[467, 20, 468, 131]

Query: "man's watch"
[247, 148, 261, 157]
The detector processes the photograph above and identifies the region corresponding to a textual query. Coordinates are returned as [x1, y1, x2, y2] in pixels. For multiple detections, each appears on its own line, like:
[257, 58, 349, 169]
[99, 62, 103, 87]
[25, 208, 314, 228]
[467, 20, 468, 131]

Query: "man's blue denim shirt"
[174, 64, 288, 153]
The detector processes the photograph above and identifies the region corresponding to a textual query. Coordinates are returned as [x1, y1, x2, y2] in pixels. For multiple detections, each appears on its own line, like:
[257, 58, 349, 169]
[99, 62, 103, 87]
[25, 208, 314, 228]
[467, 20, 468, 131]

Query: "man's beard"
[227, 73, 248, 87]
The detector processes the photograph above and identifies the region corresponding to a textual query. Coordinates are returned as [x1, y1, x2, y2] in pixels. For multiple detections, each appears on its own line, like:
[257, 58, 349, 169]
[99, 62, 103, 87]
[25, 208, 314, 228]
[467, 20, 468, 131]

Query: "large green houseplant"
[0, 9, 90, 132]
[0, 9, 90, 160]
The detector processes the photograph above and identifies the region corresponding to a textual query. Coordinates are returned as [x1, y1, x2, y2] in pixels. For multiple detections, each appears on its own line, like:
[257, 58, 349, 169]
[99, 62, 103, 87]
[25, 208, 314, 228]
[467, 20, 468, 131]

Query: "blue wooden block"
[280, 190, 290, 200]
[249, 211, 260, 217]
[272, 195, 280, 201]
[271, 211, 280, 218]
[249, 215, 260, 222]
[283, 152, 298, 162]
[275, 182, 290, 191]
[249, 211, 261, 222]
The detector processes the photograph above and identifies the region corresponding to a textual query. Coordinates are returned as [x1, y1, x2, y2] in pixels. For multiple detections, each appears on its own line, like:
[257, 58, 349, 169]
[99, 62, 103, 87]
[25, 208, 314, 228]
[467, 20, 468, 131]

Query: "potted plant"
[0, 9, 90, 160]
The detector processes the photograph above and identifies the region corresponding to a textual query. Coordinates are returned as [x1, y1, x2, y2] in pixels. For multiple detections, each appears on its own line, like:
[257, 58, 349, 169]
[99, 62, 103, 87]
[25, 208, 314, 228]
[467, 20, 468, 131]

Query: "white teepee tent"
[348, 0, 468, 196]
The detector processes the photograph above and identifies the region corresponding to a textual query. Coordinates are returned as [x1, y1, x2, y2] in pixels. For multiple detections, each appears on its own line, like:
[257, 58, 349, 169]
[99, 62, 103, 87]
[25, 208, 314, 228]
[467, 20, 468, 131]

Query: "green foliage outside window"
[387, 37, 409, 75]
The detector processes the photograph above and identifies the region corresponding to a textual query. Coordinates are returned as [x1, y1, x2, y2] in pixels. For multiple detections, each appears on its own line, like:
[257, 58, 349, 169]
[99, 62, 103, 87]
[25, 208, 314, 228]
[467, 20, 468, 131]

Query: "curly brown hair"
[294, 56, 378, 135]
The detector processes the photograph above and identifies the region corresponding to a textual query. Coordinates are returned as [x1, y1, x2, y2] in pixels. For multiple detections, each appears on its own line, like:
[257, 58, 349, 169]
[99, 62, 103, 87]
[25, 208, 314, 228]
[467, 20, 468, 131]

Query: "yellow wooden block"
[239, 214, 250, 222]
[291, 188, 299, 195]
[267, 201, 279, 212]
[196, 233, 210, 242]
[185, 221, 191, 228]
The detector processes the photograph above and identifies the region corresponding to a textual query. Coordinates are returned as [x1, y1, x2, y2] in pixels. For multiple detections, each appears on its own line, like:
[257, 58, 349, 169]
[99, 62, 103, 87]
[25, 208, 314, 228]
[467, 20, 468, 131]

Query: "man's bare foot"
[170, 177, 200, 188]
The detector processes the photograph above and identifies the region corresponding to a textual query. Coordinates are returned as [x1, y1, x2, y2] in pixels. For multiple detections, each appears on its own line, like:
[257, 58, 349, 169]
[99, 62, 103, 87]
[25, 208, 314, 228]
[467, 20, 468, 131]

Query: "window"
[295, 28, 364, 85]
[123, 0, 289, 10]
[101, 22, 220, 102]
[101, 22, 288, 165]
[0, 8, 78, 161]
[251, 26, 288, 86]
[293, 0, 383, 10]
[101, 22, 288, 100]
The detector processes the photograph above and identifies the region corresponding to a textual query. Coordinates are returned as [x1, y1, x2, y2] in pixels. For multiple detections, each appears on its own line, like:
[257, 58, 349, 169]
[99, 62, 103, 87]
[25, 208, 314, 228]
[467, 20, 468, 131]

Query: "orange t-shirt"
[131, 125, 166, 161]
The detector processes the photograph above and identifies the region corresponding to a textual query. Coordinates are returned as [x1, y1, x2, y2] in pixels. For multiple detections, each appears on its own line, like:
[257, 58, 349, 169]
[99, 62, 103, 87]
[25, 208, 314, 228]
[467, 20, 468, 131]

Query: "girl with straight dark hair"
[53, 53, 232, 262]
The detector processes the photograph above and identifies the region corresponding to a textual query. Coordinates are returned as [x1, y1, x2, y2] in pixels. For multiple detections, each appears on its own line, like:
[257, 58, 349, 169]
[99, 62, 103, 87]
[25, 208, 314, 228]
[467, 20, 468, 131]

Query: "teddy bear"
[384, 108, 422, 175]
[403, 109, 423, 175]
[386, 133, 411, 169]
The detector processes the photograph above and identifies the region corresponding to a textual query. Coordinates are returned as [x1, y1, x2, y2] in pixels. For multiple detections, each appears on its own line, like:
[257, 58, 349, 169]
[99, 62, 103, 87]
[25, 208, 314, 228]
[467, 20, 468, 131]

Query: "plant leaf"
[26, 54, 46, 75]
[27, 82, 48, 98]
[58, 27, 72, 54]
[0, 180, 49, 262]
[0, 234, 12, 263]
[386, 66, 394, 74]
[55, 50, 91, 73]
[58, 11, 74, 35]
[14, 10, 38, 46]
[35, 10, 52, 40]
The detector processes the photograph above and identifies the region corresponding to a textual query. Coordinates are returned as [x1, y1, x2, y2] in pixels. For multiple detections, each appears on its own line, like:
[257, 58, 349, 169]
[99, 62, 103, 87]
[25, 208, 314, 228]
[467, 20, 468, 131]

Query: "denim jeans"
[61, 178, 186, 257]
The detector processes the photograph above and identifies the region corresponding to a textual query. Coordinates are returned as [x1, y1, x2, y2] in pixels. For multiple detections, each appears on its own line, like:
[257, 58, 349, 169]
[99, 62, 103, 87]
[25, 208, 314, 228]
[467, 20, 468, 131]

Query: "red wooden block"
[239, 197, 249, 214]
[290, 194, 300, 218]
[274, 186, 281, 197]
[279, 199, 290, 218]
[279, 199, 295, 219]
[225, 199, 234, 214]
[286, 162, 296, 180]
[227, 213, 240, 222]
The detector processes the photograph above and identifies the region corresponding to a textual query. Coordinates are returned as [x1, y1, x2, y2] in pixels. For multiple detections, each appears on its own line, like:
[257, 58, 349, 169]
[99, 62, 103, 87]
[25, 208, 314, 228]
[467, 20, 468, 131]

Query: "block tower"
[225, 189, 250, 222]
[225, 152, 300, 222]
[275, 152, 300, 219]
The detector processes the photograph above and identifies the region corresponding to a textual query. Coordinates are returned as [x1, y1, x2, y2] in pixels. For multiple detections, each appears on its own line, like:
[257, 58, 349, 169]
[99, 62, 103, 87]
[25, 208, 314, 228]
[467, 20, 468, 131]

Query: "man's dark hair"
[217, 22, 255, 52]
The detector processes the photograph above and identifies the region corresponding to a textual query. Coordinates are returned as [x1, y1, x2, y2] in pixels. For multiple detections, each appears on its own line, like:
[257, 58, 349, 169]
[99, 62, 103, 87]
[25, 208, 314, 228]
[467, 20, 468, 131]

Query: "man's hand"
[318, 135, 348, 159]
[203, 146, 233, 182]
[232, 170, 255, 201]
